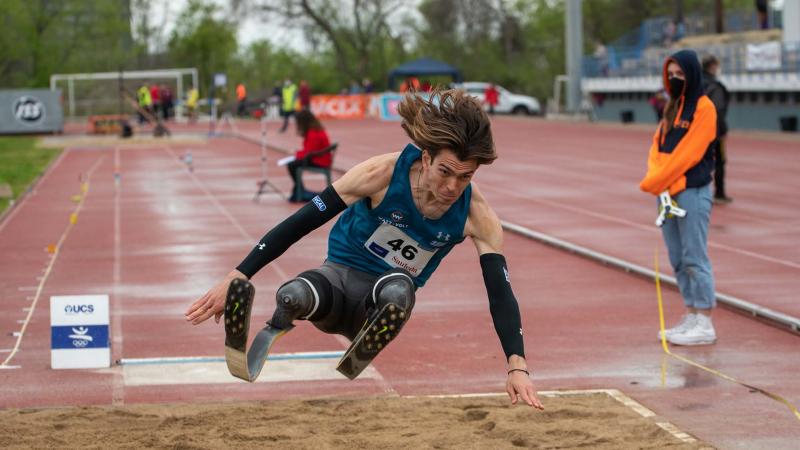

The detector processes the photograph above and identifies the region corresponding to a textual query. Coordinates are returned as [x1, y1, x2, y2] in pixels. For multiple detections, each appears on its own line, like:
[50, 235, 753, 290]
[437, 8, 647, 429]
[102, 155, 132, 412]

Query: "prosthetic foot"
[224, 278, 294, 382]
[336, 302, 408, 380]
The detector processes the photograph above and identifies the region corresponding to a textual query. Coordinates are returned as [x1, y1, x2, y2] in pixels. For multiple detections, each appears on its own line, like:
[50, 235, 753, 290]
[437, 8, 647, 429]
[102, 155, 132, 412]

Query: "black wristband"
[480, 253, 525, 359]
[236, 186, 347, 278]
[508, 368, 529, 376]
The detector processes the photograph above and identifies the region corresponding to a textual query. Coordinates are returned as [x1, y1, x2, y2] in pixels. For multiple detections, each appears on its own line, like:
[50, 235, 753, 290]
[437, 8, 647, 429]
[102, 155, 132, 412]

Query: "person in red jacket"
[150, 83, 161, 120]
[288, 110, 332, 202]
[640, 49, 718, 346]
[484, 84, 499, 115]
[298, 80, 311, 110]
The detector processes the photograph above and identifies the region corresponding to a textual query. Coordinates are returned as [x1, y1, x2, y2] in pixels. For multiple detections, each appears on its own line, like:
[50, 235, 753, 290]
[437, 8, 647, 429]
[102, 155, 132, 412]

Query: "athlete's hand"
[185, 270, 246, 325]
[506, 370, 544, 410]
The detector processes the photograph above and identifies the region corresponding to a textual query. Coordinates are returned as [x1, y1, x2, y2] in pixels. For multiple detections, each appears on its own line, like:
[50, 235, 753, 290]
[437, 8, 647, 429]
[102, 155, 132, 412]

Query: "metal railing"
[584, 40, 800, 78]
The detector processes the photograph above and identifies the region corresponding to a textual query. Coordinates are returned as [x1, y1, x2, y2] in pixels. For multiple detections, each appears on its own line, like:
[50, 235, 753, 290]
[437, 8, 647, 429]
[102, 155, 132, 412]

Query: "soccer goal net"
[50, 68, 198, 121]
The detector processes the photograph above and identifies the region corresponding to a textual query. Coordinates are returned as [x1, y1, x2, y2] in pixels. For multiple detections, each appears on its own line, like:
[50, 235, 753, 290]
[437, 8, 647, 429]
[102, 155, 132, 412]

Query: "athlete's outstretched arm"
[465, 185, 544, 410]
[185, 153, 398, 325]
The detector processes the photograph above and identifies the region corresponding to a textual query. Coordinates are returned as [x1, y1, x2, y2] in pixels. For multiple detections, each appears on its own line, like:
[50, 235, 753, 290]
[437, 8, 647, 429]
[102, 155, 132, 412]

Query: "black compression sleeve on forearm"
[235, 186, 347, 278]
[480, 253, 525, 360]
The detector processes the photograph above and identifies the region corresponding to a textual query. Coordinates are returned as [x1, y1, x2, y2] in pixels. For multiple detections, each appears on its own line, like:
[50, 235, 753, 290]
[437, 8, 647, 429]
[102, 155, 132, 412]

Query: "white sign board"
[50, 295, 110, 369]
[214, 73, 227, 87]
[0, 89, 64, 135]
[746, 41, 782, 71]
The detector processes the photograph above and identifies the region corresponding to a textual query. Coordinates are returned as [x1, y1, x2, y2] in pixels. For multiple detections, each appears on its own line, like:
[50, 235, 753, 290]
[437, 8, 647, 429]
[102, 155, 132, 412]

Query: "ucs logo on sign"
[64, 304, 94, 314]
[13, 96, 45, 124]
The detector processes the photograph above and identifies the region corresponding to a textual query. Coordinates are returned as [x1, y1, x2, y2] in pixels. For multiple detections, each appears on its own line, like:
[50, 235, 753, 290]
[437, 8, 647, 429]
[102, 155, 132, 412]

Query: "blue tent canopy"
[387, 58, 463, 89]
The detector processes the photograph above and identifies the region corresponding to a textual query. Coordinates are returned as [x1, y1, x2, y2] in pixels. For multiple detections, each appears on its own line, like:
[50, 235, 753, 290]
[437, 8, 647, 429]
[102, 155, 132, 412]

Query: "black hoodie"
[640, 50, 717, 195]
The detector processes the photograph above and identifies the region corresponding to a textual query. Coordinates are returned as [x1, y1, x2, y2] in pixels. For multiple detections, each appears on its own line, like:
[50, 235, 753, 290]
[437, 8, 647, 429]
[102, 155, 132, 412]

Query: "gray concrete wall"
[592, 93, 800, 132]
[592, 95, 662, 126]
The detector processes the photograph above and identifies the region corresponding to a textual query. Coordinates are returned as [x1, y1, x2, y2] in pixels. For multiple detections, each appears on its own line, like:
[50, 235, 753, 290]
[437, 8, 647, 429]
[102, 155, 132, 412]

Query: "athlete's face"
[421, 149, 478, 204]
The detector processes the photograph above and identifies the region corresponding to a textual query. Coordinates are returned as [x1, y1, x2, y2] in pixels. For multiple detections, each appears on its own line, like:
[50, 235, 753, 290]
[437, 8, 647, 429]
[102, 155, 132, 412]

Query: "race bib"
[365, 223, 436, 277]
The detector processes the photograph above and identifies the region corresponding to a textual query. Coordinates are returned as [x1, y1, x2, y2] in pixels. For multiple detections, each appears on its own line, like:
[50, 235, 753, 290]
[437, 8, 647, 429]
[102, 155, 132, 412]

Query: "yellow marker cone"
[71, 195, 82, 203]
[46, 244, 57, 254]
[70, 213, 78, 224]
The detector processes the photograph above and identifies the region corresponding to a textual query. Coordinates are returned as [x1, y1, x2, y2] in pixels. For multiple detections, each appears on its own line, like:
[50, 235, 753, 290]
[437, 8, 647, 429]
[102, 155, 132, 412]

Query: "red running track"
[250, 117, 800, 322]
[0, 118, 798, 449]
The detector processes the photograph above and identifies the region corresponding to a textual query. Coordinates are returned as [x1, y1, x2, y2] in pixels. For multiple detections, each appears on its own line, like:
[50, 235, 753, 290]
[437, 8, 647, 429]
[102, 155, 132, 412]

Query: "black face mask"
[668, 77, 685, 97]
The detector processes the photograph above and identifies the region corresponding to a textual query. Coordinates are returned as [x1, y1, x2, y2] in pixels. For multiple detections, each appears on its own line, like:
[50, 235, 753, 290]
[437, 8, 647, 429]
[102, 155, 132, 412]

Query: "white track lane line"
[482, 183, 800, 269]
[0, 149, 69, 234]
[1, 153, 105, 367]
[161, 145, 289, 280]
[111, 146, 125, 406]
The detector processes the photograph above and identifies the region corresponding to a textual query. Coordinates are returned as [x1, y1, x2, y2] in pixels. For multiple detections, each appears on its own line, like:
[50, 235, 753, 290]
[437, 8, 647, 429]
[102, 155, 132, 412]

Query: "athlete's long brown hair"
[397, 89, 496, 165]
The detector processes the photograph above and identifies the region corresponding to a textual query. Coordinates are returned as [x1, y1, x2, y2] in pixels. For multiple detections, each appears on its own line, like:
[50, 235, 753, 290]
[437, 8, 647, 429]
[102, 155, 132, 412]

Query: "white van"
[455, 82, 542, 116]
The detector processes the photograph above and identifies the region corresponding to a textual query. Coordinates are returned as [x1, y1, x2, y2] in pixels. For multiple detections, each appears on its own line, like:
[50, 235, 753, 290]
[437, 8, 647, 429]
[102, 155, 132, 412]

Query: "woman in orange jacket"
[640, 50, 717, 346]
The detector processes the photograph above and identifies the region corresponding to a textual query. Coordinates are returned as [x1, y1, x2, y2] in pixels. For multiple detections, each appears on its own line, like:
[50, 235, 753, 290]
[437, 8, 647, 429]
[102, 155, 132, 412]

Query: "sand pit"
[1, 391, 706, 449]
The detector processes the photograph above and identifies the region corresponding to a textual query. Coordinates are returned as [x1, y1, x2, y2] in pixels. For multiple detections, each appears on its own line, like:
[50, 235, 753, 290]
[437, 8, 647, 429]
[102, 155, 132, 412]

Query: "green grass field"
[0, 137, 62, 214]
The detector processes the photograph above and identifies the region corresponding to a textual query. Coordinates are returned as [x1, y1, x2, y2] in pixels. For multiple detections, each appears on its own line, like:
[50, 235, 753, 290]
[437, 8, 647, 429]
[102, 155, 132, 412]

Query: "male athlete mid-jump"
[186, 89, 543, 409]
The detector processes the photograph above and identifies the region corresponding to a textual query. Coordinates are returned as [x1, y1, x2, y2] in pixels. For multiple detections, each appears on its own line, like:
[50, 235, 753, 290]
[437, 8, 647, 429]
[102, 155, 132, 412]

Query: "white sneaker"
[658, 313, 696, 341]
[667, 314, 717, 346]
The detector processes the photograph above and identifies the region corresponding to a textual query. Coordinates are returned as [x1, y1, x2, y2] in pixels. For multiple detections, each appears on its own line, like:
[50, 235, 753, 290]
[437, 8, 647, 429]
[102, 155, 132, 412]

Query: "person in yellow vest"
[186, 87, 199, 123]
[236, 83, 247, 117]
[137, 84, 152, 124]
[280, 78, 298, 133]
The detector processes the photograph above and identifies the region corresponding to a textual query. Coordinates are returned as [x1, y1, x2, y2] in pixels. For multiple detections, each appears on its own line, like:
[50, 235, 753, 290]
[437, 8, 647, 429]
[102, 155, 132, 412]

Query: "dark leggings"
[713, 139, 727, 198]
[296, 263, 415, 341]
[287, 159, 327, 199]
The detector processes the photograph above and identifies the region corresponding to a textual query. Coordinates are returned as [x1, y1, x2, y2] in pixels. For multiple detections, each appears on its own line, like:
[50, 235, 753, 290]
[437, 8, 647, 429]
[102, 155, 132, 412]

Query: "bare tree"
[131, 0, 170, 55]
[245, 0, 405, 81]
[459, 0, 498, 45]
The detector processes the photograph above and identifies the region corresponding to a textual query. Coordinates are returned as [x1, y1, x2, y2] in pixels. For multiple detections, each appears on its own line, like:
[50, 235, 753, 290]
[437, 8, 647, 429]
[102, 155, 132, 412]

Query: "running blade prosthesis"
[224, 278, 293, 382]
[336, 302, 408, 380]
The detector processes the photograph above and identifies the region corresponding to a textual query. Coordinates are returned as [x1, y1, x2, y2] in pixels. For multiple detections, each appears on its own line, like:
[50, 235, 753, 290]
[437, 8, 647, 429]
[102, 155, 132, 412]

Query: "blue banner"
[51, 325, 109, 350]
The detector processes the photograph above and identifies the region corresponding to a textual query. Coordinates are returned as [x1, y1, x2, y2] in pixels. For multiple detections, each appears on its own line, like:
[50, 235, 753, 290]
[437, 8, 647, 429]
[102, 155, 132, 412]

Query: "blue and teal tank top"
[327, 144, 472, 287]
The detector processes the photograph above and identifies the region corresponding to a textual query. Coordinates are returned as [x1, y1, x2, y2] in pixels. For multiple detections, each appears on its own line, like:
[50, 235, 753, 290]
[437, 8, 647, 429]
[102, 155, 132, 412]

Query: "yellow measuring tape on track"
[654, 247, 800, 422]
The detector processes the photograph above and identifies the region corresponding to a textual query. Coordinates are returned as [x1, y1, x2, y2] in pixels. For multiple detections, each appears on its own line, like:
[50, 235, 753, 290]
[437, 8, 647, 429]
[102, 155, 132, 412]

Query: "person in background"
[150, 83, 161, 121]
[299, 80, 311, 110]
[702, 55, 732, 204]
[649, 88, 668, 121]
[484, 84, 499, 115]
[756, 0, 769, 29]
[362, 78, 374, 93]
[640, 49, 718, 346]
[280, 79, 298, 133]
[287, 110, 332, 202]
[186, 87, 199, 123]
[349, 80, 362, 95]
[236, 83, 248, 117]
[137, 84, 152, 125]
[160, 84, 174, 121]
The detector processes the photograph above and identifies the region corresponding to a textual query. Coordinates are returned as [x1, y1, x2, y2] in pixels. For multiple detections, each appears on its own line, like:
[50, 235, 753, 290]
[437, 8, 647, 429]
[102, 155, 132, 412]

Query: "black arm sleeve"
[235, 186, 347, 278]
[480, 253, 525, 360]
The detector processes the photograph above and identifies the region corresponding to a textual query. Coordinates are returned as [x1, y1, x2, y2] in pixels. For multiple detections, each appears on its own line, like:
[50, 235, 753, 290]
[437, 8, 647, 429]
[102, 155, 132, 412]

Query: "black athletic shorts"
[306, 261, 378, 340]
